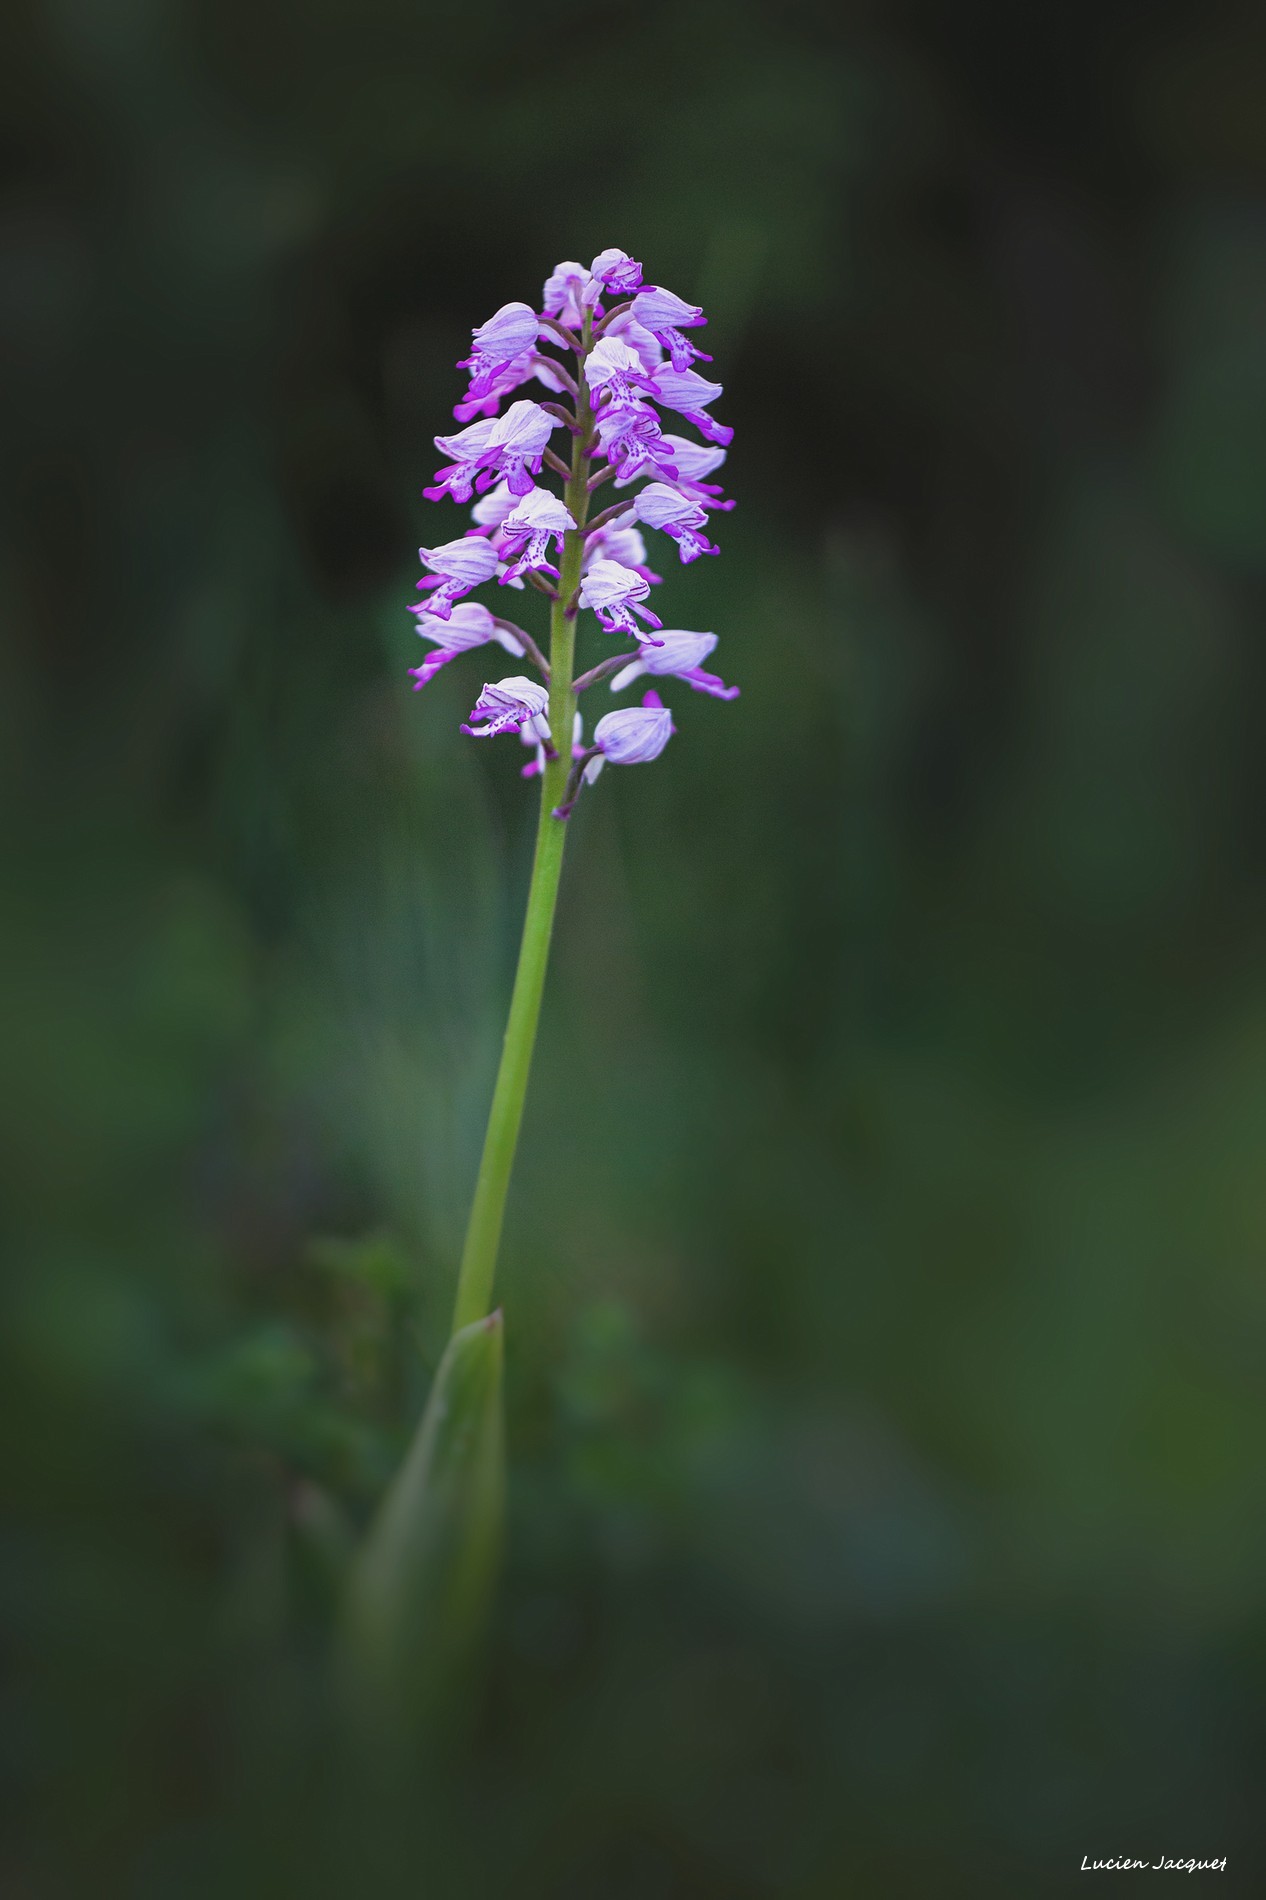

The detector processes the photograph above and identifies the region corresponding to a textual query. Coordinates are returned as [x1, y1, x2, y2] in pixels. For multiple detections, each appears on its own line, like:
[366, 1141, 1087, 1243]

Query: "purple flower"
[426, 416, 501, 504]
[595, 401, 680, 481]
[428, 401, 561, 503]
[661, 434, 735, 509]
[461, 675, 552, 740]
[631, 286, 711, 372]
[642, 366, 733, 446]
[584, 691, 675, 779]
[451, 350, 567, 424]
[498, 486, 575, 584]
[585, 336, 649, 409]
[410, 249, 738, 802]
[484, 399, 559, 495]
[542, 260, 591, 328]
[578, 558, 664, 641]
[416, 534, 501, 618]
[620, 482, 718, 563]
[458, 302, 541, 399]
[614, 432, 733, 512]
[608, 629, 738, 701]
[430, 402, 560, 503]
[584, 248, 643, 305]
[408, 601, 524, 691]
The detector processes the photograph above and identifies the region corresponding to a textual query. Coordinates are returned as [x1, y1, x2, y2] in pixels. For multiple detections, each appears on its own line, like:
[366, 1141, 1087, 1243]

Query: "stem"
[451, 315, 595, 1334]
[572, 650, 638, 692]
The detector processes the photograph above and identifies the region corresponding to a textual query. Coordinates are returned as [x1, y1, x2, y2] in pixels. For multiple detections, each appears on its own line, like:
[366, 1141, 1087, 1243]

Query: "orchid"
[577, 558, 664, 640]
[616, 431, 734, 510]
[482, 400, 559, 496]
[595, 401, 680, 480]
[451, 350, 568, 423]
[550, 692, 675, 818]
[606, 628, 739, 701]
[415, 534, 501, 617]
[402, 248, 737, 1377]
[542, 260, 591, 328]
[364, 251, 741, 1710]
[584, 247, 643, 302]
[497, 486, 575, 584]
[408, 600, 524, 691]
[457, 302, 541, 400]
[425, 416, 501, 503]
[640, 365, 733, 445]
[631, 285, 711, 371]
[619, 482, 718, 563]
[587, 692, 674, 770]
[460, 675, 552, 741]
[584, 336, 649, 409]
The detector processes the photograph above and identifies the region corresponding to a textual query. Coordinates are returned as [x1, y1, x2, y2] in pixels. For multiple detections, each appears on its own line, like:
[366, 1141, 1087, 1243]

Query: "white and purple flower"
[497, 486, 576, 585]
[586, 693, 675, 774]
[618, 482, 718, 563]
[408, 600, 525, 691]
[484, 400, 559, 496]
[615, 433, 734, 512]
[608, 629, 738, 701]
[416, 534, 501, 618]
[425, 416, 501, 504]
[584, 248, 643, 304]
[584, 336, 649, 410]
[461, 675, 552, 741]
[458, 302, 541, 400]
[542, 260, 591, 328]
[578, 558, 664, 642]
[552, 692, 675, 818]
[631, 286, 710, 372]
[640, 366, 733, 446]
[595, 401, 680, 481]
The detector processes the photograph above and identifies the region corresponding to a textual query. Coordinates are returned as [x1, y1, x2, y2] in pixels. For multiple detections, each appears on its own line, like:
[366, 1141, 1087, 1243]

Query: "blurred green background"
[4, 0, 1266, 1892]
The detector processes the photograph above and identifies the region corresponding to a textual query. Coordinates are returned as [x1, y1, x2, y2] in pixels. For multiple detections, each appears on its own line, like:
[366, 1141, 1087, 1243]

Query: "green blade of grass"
[342, 1308, 505, 1733]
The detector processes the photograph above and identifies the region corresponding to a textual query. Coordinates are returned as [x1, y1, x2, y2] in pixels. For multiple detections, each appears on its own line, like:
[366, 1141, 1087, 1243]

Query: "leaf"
[341, 1309, 505, 1734]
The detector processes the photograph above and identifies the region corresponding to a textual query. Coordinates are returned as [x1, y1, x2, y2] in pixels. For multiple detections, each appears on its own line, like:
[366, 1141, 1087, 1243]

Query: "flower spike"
[409, 246, 735, 806]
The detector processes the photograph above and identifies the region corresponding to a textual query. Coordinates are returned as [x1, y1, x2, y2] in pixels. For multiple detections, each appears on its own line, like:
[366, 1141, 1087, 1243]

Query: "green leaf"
[341, 1310, 505, 1733]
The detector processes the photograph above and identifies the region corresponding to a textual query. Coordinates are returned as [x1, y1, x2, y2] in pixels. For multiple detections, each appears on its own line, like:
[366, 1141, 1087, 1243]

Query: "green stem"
[450, 317, 595, 1333]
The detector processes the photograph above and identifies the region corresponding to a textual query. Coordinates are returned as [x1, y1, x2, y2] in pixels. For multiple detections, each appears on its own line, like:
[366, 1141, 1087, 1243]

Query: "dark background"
[4, 0, 1266, 1893]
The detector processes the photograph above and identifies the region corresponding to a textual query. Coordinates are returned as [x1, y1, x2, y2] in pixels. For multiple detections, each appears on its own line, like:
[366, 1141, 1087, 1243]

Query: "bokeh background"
[4, 0, 1266, 1892]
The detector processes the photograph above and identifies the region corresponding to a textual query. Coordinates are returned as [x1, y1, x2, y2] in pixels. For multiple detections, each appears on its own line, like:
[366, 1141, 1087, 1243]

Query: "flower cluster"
[409, 248, 737, 819]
